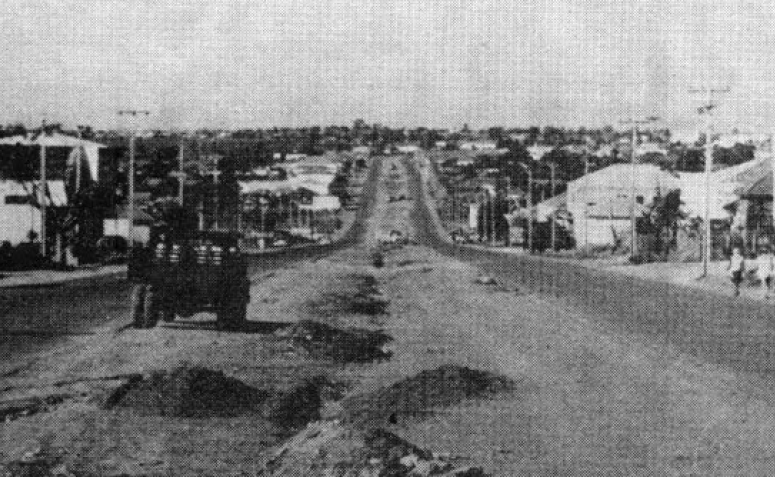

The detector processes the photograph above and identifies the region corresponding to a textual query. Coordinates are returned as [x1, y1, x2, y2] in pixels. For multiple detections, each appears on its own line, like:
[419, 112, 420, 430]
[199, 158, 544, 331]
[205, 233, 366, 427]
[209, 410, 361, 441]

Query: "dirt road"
[2, 154, 775, 475]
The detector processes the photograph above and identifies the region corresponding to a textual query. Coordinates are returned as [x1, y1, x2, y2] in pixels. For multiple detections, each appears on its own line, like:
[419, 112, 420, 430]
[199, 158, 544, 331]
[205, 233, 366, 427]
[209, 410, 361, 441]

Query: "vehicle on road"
[129, 229, 250, 330]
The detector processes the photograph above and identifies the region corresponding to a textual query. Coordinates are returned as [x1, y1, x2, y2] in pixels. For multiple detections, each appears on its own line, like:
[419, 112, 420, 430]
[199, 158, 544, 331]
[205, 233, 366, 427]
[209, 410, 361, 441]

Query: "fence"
[409, 156, 775, 380]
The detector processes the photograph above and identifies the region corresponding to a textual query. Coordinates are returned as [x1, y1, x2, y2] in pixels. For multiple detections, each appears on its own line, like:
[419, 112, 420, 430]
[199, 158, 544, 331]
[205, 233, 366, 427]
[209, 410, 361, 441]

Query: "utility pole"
[505, 176, 512, 246]
[548, 162, 557, 251]
[38, 120, 47, 258]
[490, 186, 496, 246]
[177, 138, 185, 204]
[207, 169, 222, 230]
[518, 163, 533, 253]
[689, 87, 729, 277]
[583, 155, 590, 249]
[118, 110, 150, 252]
[620, 116, 660, 259]
[771, 134, 775, 243]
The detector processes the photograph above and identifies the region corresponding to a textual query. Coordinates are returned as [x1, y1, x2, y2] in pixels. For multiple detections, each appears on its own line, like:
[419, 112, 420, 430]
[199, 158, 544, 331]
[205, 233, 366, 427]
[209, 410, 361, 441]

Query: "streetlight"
[517, 162, 533, 253]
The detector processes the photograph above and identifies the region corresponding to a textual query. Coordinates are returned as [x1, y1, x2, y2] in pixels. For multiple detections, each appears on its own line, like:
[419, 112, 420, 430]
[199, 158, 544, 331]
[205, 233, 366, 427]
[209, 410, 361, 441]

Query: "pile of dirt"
[309, 274, 389, 317]
[267, 421, 490, 476]
[277, 320, 392, 363]
[341, 365, 513, 427]
[105, 366, 266, 418]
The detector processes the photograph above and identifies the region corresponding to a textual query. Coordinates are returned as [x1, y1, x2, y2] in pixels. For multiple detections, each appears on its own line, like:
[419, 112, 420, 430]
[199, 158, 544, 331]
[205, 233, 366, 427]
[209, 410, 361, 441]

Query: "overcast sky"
[0, 0, 772, 131]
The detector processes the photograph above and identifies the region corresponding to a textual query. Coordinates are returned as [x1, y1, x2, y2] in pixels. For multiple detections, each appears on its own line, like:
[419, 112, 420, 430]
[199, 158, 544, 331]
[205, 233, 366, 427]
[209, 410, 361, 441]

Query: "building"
[102, 205, 156, 245]
[565, 164, 679, 247]
[0, 132, 106, 181]
[459, 141, 497, 152]
[0, 180, 66, 246]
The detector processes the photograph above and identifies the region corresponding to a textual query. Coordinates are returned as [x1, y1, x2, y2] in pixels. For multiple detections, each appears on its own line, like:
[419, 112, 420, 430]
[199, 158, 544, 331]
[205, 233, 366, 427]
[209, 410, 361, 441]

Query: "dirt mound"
[267, 422, 489, 476]
[277, 320, 392, 363]
[309, 274, 389, 317]
[105, 366, 266, 418]
[266, 381, 322, 429]
[341, 365, 513, 426]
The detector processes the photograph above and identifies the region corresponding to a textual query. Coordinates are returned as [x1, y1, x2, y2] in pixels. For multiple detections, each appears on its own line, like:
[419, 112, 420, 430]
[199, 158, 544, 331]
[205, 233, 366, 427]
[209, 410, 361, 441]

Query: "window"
[4, 195, 31, 205]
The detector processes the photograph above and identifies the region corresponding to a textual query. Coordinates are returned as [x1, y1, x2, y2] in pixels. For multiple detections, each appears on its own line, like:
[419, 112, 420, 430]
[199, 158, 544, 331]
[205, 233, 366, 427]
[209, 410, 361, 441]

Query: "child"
[755, 246, 774, 299]
[728, 247, 745, 297]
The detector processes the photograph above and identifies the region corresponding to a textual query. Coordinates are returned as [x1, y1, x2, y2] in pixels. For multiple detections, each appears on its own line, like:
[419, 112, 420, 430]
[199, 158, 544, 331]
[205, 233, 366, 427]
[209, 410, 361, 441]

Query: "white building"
[0, 180, 66, 246]
[678, 158, 767, 221]
[0, 132, 105, 181]
[565, 164, 680, 247]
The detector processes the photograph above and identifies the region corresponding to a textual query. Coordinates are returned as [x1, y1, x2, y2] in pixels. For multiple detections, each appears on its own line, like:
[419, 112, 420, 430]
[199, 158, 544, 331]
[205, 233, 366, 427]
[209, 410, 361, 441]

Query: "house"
[0, 180, 66, 246]
[527, 145, 554, 161]
[565, 164, 679, 247]
[396, 144, 421, 154]
[678, 158, 768, 223]
[735, 159, 775, 248]
[459, 141, 497, 152]
[102, 205, 155, 245]
[0, 132, 106, 181]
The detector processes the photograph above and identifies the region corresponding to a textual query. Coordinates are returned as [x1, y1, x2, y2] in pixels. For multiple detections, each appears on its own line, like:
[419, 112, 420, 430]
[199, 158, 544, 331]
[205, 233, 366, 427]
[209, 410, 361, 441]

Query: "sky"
[0, 0, 773, 132]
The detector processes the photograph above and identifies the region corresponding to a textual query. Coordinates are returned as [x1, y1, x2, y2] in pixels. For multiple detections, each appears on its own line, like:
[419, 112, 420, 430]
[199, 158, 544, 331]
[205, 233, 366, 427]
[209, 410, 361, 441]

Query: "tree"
[645, 189, 686, 258]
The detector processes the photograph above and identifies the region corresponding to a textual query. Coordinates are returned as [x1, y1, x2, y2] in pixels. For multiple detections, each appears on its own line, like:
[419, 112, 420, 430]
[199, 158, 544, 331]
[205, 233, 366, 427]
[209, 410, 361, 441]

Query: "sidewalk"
[0, 264, 126, 288]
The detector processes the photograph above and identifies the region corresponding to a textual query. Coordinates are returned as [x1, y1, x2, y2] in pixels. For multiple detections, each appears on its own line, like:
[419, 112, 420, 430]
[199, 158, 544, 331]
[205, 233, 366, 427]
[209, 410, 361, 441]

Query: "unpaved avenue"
[1, 155, 774, 475]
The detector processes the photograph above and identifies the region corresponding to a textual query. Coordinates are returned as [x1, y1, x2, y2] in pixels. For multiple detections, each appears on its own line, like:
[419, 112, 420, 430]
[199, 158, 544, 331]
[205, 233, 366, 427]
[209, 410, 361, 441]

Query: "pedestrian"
[755, 246, 774, 299]
[727, 247, 745, 297]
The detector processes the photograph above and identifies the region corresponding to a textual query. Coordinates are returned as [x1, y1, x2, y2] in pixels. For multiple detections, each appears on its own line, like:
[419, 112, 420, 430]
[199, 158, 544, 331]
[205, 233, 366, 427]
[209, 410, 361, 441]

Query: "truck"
[128, 228, 250, 330]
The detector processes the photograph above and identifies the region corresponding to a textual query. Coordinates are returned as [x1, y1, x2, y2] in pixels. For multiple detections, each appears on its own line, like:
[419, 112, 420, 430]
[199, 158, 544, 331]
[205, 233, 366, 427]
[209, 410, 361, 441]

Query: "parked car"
[96, 235, 128, 264]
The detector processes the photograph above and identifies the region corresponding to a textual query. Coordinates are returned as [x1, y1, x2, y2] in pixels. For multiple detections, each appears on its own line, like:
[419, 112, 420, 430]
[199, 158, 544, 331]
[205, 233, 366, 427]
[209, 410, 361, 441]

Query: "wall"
[0, 203, 40, 246]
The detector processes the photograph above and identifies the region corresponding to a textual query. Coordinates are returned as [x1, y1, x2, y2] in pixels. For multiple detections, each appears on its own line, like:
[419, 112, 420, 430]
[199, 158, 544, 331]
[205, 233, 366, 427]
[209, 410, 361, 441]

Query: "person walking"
[727, 247, 745, 297]
[755, 246, 774, 299]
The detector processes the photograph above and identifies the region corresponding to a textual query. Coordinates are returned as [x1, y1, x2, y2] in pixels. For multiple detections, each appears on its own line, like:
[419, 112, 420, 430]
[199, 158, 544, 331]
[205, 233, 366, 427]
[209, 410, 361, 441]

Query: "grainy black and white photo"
[1, 1, 775, 475]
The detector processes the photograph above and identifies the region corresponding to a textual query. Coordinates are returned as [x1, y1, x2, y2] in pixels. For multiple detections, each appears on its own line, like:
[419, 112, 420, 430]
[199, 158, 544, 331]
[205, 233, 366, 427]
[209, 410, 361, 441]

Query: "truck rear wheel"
[140, 285, 159, 328]
[217, 303, 247, 331]
[130, 284, 146, 329]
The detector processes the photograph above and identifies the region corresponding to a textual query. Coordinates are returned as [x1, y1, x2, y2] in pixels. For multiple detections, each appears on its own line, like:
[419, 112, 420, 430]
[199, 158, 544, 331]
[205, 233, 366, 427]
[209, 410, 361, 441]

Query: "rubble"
[266, 421, 490, 476]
